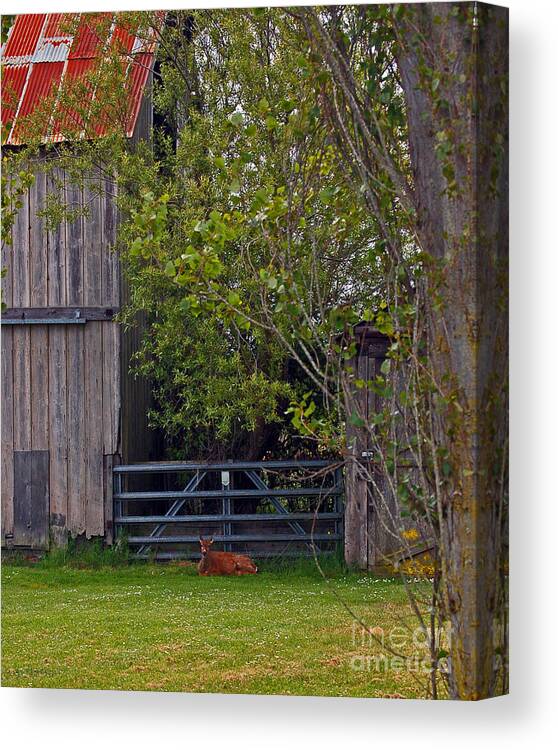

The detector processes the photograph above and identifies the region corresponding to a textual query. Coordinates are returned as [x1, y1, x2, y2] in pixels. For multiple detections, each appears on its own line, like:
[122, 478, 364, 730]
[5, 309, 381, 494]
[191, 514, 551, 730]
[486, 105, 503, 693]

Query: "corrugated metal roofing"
[110, 25, 137, 55]
[51, 57, 96, 139]
[68, 12, 112, 60]
[32, 40, 71, 64]
[3, 14, 45, 59]
[16, 61, 65, 121]
[1, 12, 162, 146]
[126, 52, 153, 134]
[43, 13, 70, 39]
[1, 65, 28, 126]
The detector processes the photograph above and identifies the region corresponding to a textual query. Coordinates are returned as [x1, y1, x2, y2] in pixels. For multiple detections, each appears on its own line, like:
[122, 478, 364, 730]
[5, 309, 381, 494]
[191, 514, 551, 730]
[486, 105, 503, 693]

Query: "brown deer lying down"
[198, 537, 258, 576]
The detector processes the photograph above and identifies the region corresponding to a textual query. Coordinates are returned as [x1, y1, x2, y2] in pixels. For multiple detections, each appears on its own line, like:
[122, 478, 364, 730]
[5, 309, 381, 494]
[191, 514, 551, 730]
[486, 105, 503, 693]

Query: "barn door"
[13, 450, 50, 549]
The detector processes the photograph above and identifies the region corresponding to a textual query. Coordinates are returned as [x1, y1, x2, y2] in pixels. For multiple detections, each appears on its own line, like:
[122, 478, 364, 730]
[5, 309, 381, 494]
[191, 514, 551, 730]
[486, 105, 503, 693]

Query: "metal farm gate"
[113, 460, 344, 559]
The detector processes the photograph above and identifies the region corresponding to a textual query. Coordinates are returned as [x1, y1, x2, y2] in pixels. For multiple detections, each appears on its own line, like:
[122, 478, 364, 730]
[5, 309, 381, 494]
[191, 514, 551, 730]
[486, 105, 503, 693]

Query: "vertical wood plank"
[29, 167, 47, 306]
[1, 173, 15, 308]
[84, 320, 104, 536]
[11, 181, 32, 453]
[84, 168, 102, 305]
[12, 329, 31, 451]
[66, 177, 83, 306]
[66, 326, 86, 536]
[102, 321, 120, 455]
[47, 166, 67, 306]
[12, 181, 30, 308]
[66, 174, 85, 535]
[13, 450, 49, 549]
[83, 168, 105, 536]
[101, 321, 113, 455]
[1, 238, 13, 307]
[47, 164, 68, 545]
[101, 173, 119, 307]
[28, 169, 49, 451]
[48, 325, 68, 546]
[30, 327, 49, 450]
[1, 327, 14, 544]
[101, 174, 121, 458]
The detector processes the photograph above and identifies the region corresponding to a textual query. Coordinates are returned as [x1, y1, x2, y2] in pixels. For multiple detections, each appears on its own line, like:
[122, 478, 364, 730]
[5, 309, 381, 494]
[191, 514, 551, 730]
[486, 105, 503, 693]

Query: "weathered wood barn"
[1, 12, 160, 550]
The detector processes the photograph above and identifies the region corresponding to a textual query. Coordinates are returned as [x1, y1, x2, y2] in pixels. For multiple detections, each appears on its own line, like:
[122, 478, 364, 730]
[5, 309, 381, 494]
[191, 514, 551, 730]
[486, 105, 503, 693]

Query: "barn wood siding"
[1, 327, 14, 542]
[47, 166, 67, 306]
[48, 324, 68, 545]
[101, 173, 121, 459]
[11, 186, 32, 466]
[66, 323, 87, 535]
[1, 179, 15, 541]
[1, 152, 145, 547]
[29, 172, 50, 452]
[1, 176, 14, 309]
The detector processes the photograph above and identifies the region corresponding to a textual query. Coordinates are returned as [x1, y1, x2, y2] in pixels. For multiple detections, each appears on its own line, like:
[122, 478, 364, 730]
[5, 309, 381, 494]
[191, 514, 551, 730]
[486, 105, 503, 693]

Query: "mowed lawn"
[1, 562, 431, 698]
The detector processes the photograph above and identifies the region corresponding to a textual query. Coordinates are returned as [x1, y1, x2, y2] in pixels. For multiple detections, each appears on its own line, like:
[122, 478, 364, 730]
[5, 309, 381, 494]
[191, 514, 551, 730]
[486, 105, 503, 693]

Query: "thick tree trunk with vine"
[395, 3, 508, 699]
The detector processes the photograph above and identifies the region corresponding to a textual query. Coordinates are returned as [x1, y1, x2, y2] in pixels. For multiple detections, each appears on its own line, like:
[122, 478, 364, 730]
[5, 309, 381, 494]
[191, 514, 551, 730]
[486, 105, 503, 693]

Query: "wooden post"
[344, 324, 389, 570]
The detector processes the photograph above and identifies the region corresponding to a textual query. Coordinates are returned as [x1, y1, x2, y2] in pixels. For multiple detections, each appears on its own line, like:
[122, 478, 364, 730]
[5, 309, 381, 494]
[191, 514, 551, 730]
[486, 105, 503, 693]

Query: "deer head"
[199, 536, 214, 556]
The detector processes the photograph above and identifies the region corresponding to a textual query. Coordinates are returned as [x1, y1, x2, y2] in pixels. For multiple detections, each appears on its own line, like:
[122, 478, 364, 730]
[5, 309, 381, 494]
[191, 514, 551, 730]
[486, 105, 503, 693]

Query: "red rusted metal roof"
[3, 14, 45, 59]
[1, 12, 162, 145]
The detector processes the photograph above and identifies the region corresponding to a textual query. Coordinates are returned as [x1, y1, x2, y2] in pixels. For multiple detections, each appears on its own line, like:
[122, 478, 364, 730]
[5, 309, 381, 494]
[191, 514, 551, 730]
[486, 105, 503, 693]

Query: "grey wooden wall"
[1, 155, 154, 549]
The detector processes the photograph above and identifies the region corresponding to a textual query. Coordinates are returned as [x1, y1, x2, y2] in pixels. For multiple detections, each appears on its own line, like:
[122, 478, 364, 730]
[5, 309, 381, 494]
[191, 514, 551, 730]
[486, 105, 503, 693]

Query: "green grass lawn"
[1, 560, 433, 698]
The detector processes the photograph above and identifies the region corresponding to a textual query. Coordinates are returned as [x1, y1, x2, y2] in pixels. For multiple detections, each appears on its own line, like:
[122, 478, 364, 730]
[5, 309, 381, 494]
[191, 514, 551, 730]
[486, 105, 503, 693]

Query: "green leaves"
[228, 178, 241, 196]
[227, 290, 241, 307]
[128, 190, 170, 261]
[328, 305, 359, 332]
[265, 115, 278, 131]
[349, 412, 366, 428]
[279, 98, 295, 113]
[318, 186, 339, 205]
[257, 98, 270, 114]
[259, 268, 278, 289]
[380, 358, 391, 375]
[229, 111, 244, 127]
[214, 156, 226, 170]
[285, 391, 335, 440]
[245, 123, 258, 138]
[109, 5, 417, 464]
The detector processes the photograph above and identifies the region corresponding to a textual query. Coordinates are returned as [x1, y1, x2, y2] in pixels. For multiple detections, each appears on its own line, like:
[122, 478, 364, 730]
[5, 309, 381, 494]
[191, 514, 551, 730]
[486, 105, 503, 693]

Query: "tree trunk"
[395, 2, 508, 699]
